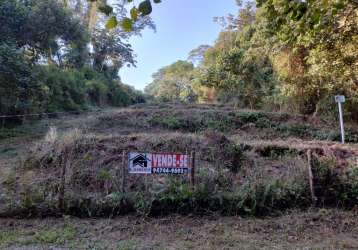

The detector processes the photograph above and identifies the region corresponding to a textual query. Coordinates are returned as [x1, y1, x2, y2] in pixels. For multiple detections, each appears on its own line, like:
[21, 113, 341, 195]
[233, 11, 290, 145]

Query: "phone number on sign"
[152, 167, 189, 174]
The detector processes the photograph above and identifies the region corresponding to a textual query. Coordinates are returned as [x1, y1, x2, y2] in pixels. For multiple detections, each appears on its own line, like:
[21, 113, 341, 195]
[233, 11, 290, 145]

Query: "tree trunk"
[86, 1, 99, 32]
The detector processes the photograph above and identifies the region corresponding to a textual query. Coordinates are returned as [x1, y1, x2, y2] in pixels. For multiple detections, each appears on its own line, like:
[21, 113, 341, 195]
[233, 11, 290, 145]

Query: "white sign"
[129, 152, 152, 174]
[128, 152, 190, 174]
[335, 95, 346, 103]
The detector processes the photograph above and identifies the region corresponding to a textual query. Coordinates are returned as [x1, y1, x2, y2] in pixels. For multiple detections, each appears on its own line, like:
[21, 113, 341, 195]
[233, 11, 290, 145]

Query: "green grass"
[117, 240, 138, 250]
[0, 226, 77, 248]
[0, 230, 20, 248]
[0, 127, 28, 140]
[34, 226, 77, 244]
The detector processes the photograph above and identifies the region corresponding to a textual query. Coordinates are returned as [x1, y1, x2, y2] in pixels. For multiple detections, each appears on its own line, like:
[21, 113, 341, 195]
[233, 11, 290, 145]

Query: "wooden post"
[121, 151, 126, 193]
[190, 151, 196, 189]
[58, 154, 67, 212]
[307, 149, 317, 206]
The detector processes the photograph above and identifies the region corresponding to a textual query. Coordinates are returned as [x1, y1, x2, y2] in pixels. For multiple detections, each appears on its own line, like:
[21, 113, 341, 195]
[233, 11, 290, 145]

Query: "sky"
[119, 0, 238, 90]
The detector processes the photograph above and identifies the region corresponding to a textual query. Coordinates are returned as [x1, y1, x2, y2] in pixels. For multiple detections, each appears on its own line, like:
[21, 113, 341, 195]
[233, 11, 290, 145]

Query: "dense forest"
[0, 0, 150, 117]
[146, 0, 358, 120]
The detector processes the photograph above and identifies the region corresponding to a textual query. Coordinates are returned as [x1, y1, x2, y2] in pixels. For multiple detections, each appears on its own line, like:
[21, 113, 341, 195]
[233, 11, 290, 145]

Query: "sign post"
[190, 151, 196, 188]
[122, 151, 126, 193]
[335, 95, 346, 144]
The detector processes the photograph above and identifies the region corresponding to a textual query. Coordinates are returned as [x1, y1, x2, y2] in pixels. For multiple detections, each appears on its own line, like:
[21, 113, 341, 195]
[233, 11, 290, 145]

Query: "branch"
[349, 0, 358, 7]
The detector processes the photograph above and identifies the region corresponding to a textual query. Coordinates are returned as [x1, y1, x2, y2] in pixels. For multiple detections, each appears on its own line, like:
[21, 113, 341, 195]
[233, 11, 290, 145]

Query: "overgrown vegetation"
[145, 0, 358, 122]
[1, 0, 358, 224]
[1, 116, 357, 217]
[0, 0, 147, 118]
[96, 104, 358, 143]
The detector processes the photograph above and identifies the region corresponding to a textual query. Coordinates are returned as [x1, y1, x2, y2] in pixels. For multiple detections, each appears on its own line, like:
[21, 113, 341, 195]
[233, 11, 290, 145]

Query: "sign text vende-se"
[129, 152, 190, 174]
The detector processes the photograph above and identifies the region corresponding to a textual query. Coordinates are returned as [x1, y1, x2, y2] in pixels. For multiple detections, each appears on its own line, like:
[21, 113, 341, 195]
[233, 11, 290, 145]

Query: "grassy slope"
[1, 103, 358, 249]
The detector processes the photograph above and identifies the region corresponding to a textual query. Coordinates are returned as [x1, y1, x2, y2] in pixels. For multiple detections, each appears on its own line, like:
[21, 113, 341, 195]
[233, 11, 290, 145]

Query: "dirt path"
[1, 209, 358, 249]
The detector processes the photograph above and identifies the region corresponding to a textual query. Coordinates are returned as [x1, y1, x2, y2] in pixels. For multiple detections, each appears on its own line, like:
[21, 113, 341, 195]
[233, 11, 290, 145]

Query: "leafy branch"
[90, 0, 161, 31]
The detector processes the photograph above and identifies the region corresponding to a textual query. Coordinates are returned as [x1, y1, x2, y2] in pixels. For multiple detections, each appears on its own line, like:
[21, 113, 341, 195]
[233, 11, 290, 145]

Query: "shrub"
[237, 112, 268, 124]
[313, 156, 358, 207]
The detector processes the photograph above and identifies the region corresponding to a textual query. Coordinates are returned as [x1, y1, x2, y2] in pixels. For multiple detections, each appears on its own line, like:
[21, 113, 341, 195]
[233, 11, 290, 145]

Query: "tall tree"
[145, 61, 196, 102]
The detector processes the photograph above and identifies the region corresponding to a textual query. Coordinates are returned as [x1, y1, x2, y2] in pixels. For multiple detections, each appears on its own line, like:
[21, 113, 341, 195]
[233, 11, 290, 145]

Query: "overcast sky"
[119, 0, 238, 90]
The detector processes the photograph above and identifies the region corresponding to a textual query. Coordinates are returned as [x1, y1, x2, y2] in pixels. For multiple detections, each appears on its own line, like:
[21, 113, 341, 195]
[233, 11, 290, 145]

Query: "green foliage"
[98, 0, 160, 31]
[140, 170, 309, 216]
[138, 0, 153, 16]
[105, 16, 118, 29]
[148, 111, 240, 132]
[313, 156, 358, 207]
[144, 0, 358, 121]
[34, 226, 77, 244]
[0, 43, 37, 115]
[117, 240, 138, 250]
[0, 231, 19, 248]
[0, 0, 146, 118]
[145, 60, 197, 103]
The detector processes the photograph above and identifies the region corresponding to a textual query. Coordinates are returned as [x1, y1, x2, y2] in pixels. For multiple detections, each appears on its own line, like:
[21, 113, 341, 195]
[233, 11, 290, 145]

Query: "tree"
[214, 0, 256, 31]
[1, 0, 90, 65]
[188, 45, 211, 65]
[0, 0, 147, 116]
[0, 43, 37, 115]
[145, 61, 196, 102]
[256, 0, 358, 116]
[91, 29, 135, 78]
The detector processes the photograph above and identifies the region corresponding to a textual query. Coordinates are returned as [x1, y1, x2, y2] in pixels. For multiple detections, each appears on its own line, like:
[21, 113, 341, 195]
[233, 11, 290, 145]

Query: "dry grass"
[1, 103, 358, 248]
[1, 209, 358, 249]
[1, 103, 358, 217]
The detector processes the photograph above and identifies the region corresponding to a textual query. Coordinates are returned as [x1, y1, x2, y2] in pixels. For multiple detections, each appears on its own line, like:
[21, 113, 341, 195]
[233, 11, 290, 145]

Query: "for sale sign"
[129, 152, 190, 174]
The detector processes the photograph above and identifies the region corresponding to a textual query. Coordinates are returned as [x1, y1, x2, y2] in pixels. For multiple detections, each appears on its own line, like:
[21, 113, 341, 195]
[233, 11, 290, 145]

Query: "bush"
[313, 156, 358, 207]
[35, 66, 144, 112]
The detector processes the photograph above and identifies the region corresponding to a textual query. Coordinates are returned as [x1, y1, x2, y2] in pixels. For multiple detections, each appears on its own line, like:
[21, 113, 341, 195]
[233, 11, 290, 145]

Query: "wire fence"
[0, 109, 106, 119]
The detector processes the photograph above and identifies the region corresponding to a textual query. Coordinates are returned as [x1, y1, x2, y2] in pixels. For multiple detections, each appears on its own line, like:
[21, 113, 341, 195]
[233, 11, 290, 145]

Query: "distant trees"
[145, 61, 197, 102]
[188, 45, 211, 65]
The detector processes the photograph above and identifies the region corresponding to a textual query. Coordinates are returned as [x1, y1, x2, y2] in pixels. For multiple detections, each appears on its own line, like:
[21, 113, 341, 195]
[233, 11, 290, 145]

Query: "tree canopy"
[0, 0, 147, 117]
[144, 0, 358, 121]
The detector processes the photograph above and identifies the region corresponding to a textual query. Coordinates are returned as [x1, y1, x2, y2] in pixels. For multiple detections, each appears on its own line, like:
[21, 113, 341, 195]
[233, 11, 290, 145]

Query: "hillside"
[1, 103, 358, 248]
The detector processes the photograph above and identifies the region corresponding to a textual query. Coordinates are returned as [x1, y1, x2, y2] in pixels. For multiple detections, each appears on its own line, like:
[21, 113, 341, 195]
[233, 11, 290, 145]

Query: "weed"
[0, 128, 27, 140]
[238, 112, 268, 124]
[275, 123, 312, 137]
[255, 145, 298, 159]
[0, 230, 19, 248]
[34, 226, 77, 244]
[117, 240, 138, 250]
[148, 114, 181, 130]
[3, 171, 16, 191]
[312, 130, 341, 141]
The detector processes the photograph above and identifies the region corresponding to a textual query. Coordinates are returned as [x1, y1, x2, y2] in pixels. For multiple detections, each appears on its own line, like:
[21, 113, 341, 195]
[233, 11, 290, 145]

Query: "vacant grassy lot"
[0, 103, 358, 249]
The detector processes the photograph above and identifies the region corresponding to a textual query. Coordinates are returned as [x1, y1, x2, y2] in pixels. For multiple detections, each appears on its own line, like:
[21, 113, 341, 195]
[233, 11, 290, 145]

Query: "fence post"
[190, 151, 196, 189]
[121, 151, 126, 193]
[307, 149, 317, 206]
[58, 155, 67, 212]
